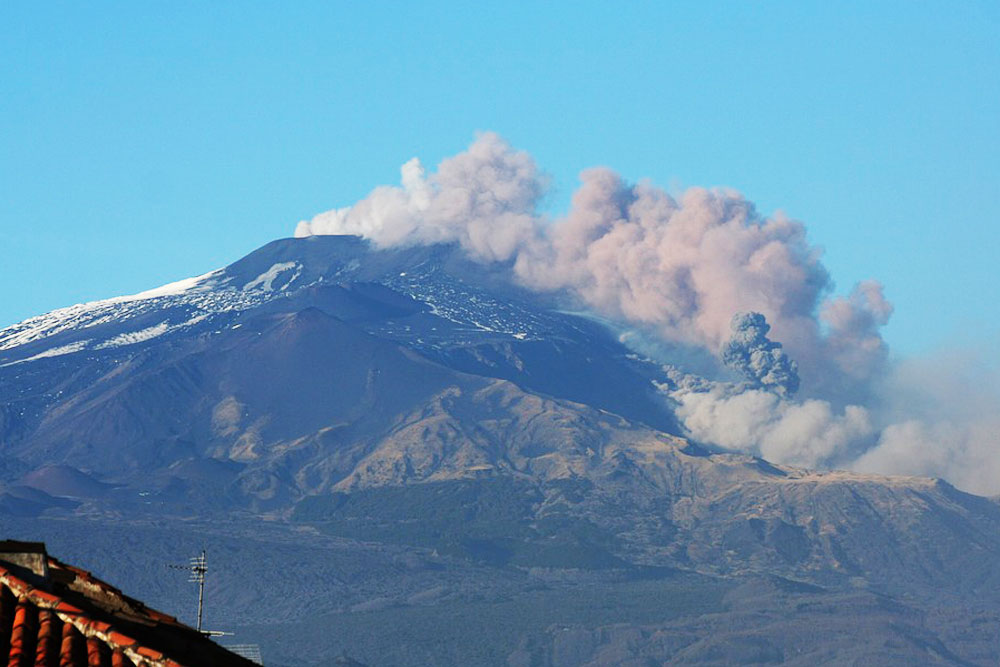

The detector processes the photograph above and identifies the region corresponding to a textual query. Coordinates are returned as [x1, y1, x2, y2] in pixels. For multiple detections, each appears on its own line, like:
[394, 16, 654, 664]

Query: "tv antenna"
[169, 549, 233, 637]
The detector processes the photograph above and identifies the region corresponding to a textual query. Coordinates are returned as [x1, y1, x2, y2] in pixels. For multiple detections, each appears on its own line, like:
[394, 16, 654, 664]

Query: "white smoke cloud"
[296, 133, 544, 262]
[854, 420, 1000, 497]
[852, 353, 1000, 496]
[665, 351, 1000, 495]
[295, 133, 1000, 495]
[668, 382, 873, 470]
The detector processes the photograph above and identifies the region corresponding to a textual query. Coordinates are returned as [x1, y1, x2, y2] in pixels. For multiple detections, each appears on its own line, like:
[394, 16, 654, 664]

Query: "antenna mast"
[190, 550, 207, 632]
[169, 549, 233, 638]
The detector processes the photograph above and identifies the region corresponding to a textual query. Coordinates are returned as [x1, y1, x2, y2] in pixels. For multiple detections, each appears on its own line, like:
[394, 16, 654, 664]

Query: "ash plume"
[721, 312, 800, 397]
[295, 133, 1000, 495]
[296, 133, 884, 394]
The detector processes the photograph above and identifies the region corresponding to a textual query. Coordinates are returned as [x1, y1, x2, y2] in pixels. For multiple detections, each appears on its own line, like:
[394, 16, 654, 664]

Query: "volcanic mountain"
[2, 236, 1000, 665]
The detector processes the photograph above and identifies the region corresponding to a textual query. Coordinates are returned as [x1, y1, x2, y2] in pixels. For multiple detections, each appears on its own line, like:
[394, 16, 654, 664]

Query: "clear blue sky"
[2, 2, 998, 357]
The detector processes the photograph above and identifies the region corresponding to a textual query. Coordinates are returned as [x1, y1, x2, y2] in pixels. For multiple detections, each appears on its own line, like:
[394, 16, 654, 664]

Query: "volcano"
[1, 236, 999, 665]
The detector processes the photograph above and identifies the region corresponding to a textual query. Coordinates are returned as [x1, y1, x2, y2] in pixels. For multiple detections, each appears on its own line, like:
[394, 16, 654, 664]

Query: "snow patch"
[280, 264, 302, 291]
[178, 313, 210, 328]
[244, 262, 298, 292]
[113, 269, 222, 302]
[1, 340, 90, 367]
[97, 322, 170, 349]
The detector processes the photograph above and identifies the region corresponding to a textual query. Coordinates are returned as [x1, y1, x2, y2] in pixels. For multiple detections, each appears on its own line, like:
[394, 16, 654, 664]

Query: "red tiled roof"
[0, 541, 256, 667]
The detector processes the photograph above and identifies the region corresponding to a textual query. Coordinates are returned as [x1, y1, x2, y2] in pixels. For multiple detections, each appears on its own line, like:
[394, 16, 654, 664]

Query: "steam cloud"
[296, 133, 1000, 495]
[296, 135, 542, 263]
[671, 384, 873, 470]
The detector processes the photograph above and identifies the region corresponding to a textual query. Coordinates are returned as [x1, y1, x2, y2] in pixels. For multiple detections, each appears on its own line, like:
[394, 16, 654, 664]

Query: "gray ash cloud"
[721, 312, 800, 397]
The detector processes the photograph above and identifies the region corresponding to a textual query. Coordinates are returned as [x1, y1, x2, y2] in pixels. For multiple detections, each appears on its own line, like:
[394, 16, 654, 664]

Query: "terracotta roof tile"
[32, 590, 60, 604]
[134, 647, 164, 660]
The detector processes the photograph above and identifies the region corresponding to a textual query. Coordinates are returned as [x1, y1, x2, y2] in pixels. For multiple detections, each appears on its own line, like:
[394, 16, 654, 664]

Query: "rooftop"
[0, 540, 257, 667]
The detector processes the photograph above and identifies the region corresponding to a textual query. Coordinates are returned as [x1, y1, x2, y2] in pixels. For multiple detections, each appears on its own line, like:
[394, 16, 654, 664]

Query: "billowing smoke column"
[296, 133, 888, 398]
[721, 312, 800, 397]
[294, 133, 1000, 495]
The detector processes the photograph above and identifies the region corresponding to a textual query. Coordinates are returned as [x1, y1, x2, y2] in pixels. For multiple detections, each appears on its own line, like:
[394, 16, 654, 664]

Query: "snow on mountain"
[0, 259, 325, 363]
[0, 269, 226, 354]
[0, 238, 567, 367]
